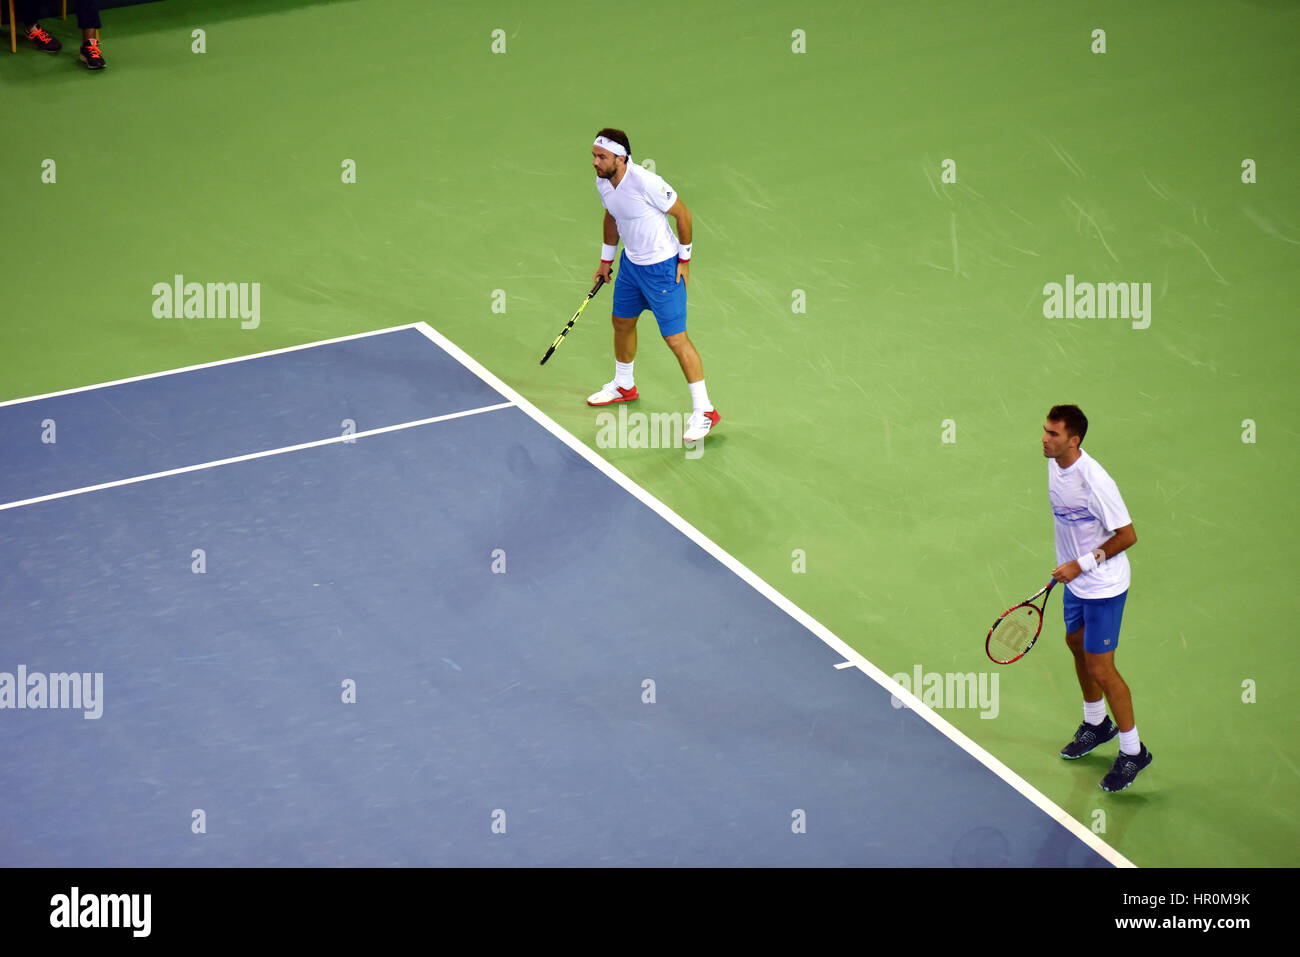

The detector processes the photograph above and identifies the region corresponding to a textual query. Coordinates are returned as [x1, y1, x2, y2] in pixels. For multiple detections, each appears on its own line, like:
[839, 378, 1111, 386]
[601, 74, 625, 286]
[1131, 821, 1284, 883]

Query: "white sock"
[1083, 698, 1106, 726]
[688, 379, 713, 413]
[1118, 726, 1141, 756]
[614, 361, 634, 389]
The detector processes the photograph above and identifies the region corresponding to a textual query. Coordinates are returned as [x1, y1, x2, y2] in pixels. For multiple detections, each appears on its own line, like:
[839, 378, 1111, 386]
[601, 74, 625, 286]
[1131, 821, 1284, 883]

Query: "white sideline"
[0, 402, 514, 512]
[0, 323, 425, 408]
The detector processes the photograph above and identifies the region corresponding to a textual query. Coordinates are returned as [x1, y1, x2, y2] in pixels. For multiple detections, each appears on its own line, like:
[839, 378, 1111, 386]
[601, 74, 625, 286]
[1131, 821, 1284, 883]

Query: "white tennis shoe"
[684, 408, 720, 441]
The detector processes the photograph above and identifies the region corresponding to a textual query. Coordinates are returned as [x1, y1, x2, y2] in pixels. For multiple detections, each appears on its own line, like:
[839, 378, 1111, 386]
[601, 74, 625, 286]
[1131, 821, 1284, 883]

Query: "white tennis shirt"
[1048, 449, 1133, 599]
[596, 162, 680, 266]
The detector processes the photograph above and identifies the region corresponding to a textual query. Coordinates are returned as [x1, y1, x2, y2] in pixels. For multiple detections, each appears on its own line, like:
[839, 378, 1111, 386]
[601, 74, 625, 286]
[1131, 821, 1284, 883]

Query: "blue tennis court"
[0, 326, 1120, 867]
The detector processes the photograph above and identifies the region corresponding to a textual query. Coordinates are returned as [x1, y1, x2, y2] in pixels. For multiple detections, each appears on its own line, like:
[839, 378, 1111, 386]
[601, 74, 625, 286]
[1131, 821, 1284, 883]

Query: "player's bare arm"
[1053, 523, 1137, 583]
[667, 197, 692, 286]
[595, 212, 621, 283]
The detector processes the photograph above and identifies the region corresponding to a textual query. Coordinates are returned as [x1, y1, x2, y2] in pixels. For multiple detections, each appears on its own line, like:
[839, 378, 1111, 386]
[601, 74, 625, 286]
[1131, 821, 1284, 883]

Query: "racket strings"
[989, 605, 1041, 661]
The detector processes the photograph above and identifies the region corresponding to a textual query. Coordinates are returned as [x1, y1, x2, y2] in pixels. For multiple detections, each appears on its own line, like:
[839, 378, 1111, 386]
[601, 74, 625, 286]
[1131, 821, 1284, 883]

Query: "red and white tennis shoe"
[586, 381, 639, 406]
[684, 408, 719, 442]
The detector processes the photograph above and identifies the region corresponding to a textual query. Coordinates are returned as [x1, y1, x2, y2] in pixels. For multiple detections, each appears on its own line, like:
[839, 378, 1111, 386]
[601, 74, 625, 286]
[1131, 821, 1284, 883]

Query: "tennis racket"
[985, 579, 1057, 664]
[539, 276, 607, 365]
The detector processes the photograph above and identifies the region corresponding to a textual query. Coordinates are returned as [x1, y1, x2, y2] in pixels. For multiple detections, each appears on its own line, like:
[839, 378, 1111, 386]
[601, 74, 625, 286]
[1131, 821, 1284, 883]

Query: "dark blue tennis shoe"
[1100, 744, 1153, 792]
[1060, 716, 1119, 759]
[25, 23, 62, 51]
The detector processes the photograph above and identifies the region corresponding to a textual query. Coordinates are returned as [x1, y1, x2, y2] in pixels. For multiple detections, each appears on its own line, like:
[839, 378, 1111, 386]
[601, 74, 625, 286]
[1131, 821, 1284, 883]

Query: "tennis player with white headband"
[586, 127, 719, 442]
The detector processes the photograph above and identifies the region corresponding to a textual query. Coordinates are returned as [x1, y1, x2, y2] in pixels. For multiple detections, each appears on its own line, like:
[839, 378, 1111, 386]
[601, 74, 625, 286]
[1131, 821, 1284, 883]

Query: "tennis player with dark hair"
[585, 128, 719, 442]
[1043, 404, 1152, 791]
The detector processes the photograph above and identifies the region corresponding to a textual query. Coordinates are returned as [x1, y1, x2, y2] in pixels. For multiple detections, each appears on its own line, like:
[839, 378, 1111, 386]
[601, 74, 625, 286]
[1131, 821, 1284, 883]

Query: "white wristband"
[601, 244, 617, 263]
[1076, 551, 1098, 573]
[677, 243, 692, 262]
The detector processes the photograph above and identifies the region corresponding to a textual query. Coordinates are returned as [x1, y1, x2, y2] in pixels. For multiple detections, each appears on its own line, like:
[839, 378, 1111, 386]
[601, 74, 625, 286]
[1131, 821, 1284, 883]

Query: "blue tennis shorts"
[1063, 587, 1128, 654]
[611, 250, 687, 337]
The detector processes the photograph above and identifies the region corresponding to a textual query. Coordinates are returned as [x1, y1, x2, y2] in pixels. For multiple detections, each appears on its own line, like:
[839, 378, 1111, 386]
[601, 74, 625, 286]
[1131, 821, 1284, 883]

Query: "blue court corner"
[0, 326, 1119, 867]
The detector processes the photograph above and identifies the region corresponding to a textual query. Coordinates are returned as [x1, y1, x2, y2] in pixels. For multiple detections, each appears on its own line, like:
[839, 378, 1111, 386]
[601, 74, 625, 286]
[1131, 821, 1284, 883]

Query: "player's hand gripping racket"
[985, 580, 1057, 664]
[539, 276, 607, 365]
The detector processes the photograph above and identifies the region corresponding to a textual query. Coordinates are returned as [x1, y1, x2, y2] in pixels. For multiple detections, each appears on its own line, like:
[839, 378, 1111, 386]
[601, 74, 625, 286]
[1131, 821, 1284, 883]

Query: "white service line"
[0, 323, 426, 408]
[0, 402, 514, 512]
[412, 320, 1136, 869]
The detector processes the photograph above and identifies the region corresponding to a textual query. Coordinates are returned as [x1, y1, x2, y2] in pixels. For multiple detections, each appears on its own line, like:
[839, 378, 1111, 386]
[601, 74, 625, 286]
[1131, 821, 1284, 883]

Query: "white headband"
[593, 136, 628, 158]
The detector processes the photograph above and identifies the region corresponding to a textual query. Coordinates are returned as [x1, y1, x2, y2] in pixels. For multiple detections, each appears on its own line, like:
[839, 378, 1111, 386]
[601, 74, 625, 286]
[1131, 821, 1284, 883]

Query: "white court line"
[0, 323, 425, 408]
[412, 320, 1136, 869]
[0, 402, 514, 512]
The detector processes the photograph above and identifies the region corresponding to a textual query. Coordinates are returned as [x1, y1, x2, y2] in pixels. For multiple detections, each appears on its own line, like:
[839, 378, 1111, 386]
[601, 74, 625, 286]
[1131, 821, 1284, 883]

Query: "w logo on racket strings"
[151, 274, 261, 329]
[890, 665, 999, 719]
[1042, 274, 1151, 330]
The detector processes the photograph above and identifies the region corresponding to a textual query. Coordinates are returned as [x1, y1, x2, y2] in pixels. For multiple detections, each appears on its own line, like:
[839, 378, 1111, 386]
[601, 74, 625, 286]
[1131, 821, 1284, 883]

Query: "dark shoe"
[25, 23, 62, 52]
[1060, 716, 1119, 759]
[1100, 744, 1153, 792]
[80, 38, 105, 70]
